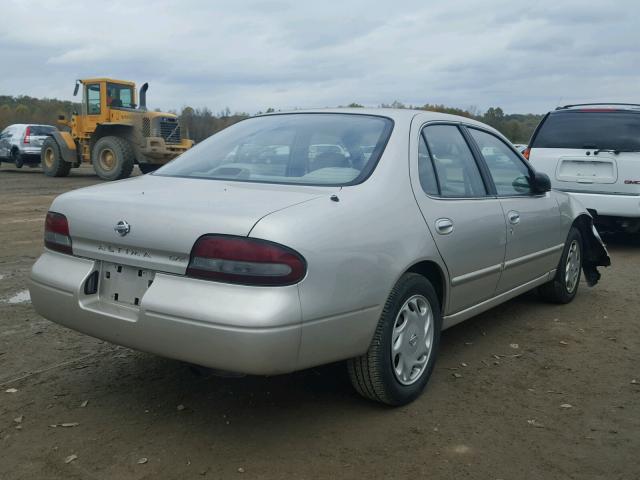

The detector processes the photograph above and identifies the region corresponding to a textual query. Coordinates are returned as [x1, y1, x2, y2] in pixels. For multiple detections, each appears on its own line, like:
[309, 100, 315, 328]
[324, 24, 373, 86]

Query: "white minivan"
[526, 104, 640, 233]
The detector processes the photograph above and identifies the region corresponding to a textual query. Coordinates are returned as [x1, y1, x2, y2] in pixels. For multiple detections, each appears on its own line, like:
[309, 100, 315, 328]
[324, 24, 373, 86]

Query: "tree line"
[0, 95, 542, 144]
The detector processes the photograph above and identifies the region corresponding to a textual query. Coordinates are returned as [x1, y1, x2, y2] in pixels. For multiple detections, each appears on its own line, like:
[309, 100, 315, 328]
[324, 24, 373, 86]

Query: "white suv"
[526, 104, 640, 233]
[0, 124, 57, 168]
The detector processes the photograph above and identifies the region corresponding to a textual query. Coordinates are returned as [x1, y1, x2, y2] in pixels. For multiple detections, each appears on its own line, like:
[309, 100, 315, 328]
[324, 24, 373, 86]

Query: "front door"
[410, 122, 507, 314]
[79, 82, 103, 137]
[466, 127, 563, 293]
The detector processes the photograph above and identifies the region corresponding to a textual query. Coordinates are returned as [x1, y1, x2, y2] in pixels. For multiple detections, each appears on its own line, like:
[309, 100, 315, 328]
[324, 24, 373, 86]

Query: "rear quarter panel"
[249, 124, 447, 367]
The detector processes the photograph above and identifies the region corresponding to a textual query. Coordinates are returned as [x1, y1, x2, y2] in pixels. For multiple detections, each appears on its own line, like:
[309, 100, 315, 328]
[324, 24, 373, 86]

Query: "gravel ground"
[0, 163, 638, 480]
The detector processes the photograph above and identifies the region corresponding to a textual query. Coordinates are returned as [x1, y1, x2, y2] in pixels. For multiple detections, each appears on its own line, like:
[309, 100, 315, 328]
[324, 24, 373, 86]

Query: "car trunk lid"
[53, 175, 332, 274]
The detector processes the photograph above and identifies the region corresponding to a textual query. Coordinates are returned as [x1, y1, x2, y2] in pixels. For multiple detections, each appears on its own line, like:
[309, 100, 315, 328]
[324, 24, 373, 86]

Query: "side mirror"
[512, 175, 531, 194]
[73, 81, 80, 96]
[532, 171, 551, 193]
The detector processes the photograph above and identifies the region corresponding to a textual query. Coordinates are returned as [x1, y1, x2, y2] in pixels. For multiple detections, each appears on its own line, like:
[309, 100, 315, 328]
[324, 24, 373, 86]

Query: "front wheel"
[41, 138, 71, 177]
[347, 273, 442, 406]
[92, 136, 135, 181]
[538, 227, 583, 304]
[138, 163, 161, 174]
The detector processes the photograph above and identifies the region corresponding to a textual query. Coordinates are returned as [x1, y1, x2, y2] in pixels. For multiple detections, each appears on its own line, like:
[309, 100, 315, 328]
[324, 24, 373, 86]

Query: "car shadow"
[49, 289, 545, 418]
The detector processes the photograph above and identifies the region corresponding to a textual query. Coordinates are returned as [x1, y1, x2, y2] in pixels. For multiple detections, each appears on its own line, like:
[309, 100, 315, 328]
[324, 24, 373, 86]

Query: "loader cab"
[75, 78, 137, 136]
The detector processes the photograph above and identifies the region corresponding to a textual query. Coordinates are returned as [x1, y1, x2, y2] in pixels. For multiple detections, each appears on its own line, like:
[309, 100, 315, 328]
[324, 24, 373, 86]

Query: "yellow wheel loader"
[41, 78, 193, 180]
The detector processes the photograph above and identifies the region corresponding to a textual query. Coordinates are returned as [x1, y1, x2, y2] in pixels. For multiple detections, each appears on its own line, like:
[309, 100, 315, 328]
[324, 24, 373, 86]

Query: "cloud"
[0, 0, 638, 114]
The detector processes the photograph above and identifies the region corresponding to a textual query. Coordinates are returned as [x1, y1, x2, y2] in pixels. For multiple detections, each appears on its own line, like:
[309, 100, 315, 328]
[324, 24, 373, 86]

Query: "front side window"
[86, 84, 101, 115]
[107, 83, 134, 108]
[156, 114, 393, 186]
[469, 128, 532, 196]
[422, 125, 486, 198]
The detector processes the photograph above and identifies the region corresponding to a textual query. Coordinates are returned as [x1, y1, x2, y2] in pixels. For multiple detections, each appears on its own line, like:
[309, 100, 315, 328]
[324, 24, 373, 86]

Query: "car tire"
[138, 163, 160, 174]
[41, 138, 71, 177]
[92, 136, 134, 181]
[347, 273, 442, 406]
[538, 227, 583, 304]
[11, 148, 24, 168]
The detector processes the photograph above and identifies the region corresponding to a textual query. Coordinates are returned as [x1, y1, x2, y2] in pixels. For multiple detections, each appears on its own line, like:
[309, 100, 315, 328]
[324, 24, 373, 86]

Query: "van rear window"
[532, 111, 640, 151]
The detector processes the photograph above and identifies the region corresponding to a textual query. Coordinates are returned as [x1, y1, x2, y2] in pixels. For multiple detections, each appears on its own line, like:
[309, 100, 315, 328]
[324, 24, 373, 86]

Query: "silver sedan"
[29, 109, 610, 405]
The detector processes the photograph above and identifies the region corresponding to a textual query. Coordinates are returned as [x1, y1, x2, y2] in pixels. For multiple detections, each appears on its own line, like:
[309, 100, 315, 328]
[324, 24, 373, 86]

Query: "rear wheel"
[41, 137, 71, 177]
[347, 273, 442, 406]
[11, 148, 24, 168]
[92, 136, 134, 181]
[138, 163, 161, 174]
[539, 227, 582, 304]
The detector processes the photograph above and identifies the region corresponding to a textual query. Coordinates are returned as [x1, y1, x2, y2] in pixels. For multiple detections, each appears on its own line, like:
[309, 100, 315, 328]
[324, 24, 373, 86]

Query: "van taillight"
[23, 126, 31, 144]
[186, 235, 306, 286]
[522, 147, 531, 160]
[44, 212, 72, 254]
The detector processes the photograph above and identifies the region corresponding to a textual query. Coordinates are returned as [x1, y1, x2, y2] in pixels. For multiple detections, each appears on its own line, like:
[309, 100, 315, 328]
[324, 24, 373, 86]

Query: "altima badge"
[114, 220, 131, 236]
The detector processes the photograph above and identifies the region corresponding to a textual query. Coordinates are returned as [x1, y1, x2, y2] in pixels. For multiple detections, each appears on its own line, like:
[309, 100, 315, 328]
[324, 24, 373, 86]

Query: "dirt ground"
[0, 163, 638, 480]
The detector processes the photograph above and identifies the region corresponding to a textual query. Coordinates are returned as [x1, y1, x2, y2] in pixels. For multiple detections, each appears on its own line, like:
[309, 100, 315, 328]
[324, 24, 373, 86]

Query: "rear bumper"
[29, 251, 304, 375]
[561, 191, 640, 218]
[19, 146, 43, 157]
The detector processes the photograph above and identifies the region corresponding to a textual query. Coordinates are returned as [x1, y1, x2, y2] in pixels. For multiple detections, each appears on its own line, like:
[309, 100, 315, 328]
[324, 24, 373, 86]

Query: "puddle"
[6, 290, 31, 304]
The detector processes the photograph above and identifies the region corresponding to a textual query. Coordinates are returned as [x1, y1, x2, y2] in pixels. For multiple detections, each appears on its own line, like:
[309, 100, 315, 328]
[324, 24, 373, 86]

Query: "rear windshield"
[532, 111, 640, 151]
[155, 113, 394, 186]
[30, 125, 56, 135]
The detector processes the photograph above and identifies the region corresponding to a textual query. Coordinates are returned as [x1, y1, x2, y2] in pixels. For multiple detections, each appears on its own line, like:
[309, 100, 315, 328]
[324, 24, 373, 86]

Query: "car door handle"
[435, 218, 454, 235]
[507, 211, 520, 224]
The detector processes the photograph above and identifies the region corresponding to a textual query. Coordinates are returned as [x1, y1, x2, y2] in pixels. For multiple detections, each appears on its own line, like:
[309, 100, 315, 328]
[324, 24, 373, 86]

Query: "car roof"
[4, 123, 56, 128]
[258, 107, 494, 129]
[554, 103, 640, 113]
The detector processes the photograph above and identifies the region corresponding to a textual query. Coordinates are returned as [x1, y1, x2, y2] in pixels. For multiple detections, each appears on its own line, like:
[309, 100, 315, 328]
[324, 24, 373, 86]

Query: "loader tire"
[92, 136, 135, 181]
[138, 163, 161, 174]
[41, 137, 71, 177]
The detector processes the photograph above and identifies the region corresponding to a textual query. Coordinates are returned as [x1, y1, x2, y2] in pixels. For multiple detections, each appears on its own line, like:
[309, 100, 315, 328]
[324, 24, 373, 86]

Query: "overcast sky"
[0, 0, 638, 114]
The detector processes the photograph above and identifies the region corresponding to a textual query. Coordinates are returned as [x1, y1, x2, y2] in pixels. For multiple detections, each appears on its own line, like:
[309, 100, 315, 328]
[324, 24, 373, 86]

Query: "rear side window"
[532, 111, 640, 151]
[417, 134, 439, 195]
[422, 125, 486, 198]
[30, 126, 55, 136]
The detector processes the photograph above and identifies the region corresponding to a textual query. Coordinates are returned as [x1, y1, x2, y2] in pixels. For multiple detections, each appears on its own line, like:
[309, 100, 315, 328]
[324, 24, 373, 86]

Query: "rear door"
[528, 110, 640, 196]
[467, 127, 562, 293]
[410, 122, 507, 314]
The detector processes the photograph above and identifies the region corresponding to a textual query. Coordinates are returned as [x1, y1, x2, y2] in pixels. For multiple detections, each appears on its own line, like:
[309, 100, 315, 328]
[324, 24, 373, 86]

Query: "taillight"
[44, 212, 72, 255]
[186, 235, 306, 286]
[522, 147, 531, 160]
[23, 126, 31, 144]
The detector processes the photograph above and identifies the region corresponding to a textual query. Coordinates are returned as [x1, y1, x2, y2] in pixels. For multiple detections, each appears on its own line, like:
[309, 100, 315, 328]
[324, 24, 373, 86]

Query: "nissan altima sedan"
[29, 109, 610, 405]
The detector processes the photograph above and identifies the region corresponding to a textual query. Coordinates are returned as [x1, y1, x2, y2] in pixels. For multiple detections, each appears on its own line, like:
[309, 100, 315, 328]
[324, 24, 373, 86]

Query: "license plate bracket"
[556, 157, 617, 184]
[99, 262, 156, 306]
